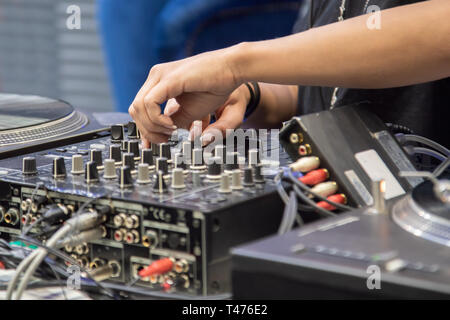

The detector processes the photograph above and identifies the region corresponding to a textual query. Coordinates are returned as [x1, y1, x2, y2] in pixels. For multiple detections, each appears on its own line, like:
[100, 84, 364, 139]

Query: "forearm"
[243, 83, 298, 129]
[231, 0, 450, 89]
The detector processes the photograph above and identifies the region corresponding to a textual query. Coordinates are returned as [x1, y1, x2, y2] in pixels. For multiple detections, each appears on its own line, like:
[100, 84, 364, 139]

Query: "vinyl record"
[0, 93, 88, 146]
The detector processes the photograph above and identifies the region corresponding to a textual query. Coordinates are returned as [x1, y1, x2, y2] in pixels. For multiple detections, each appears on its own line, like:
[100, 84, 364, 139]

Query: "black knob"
[214, 145, 226, 163]
[122, 153, 135, 171]
[254, 164, 265, 183]
[243, 167, 254, 186]
[109, 145, 122, 163]
[127, 121, 140, 139]
[174, 153, 187, 170]
[90, 149, 103, 167]
[151, 143, 159, 157]
[128, 140, 140, 158]
[22, 157, 37, 175]
[153, 170, 168, 193]
[85, 161, 99, 183]
[160, 143, 171, 159]
[141, 149, 154, 166]
[225, 152, 239, 171]
[119, 166, 133, 188]
[121, 140, 129, 152]
[110, 124, 125, 142]
[207, 157, 222, 177]
[52, 157, 66, 178]
[156, 157, 168, 175]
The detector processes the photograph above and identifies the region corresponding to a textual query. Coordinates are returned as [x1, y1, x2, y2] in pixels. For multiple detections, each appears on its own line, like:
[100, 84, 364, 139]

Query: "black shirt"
[293, 0, 449, 147]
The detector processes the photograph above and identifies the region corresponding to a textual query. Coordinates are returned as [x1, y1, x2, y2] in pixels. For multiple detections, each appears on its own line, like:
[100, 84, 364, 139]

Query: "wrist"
[225, 42, 253, 85]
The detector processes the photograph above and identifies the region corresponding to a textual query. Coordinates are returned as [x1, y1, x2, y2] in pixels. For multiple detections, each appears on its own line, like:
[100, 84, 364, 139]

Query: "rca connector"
[125, 214, 139, 229]
[125, 230, 140, 244]
[310, 181, 338, 198]
[113, 213, 127, 228]
[289, 156, 320, 172]
[298, 144, 312, 156]
[139, 257, 174, 278]
[317, 194, 347, 211]
[299, 169, 329, 185]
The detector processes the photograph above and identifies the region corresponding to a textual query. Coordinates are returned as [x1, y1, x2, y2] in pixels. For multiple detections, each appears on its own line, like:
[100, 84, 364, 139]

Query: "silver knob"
[171, 168, 186, 189]
[191, 148, 205, 169]
[71, 154, 84, 175]
[103, 159, 117, 179]
[248, 149, 260, 166]
[219, 173, 232, 193]
[231, 169, 243, 190]
[137, 163, 150, 184]
[182, 141, 192, 164]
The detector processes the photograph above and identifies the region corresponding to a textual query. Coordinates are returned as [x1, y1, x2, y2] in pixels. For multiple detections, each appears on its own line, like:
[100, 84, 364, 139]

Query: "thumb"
[164, 98, 180, 116]
[201, 104, 244, 145]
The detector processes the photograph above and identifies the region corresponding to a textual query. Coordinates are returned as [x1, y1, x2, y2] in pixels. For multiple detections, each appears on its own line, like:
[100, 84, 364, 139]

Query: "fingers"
[188, 117, 210, 141]
[202, 103, 245, 143]
[141, 137, 150, 149]
[129, 64, 180, 144]
[129, 104, 172, 144]
[164, 98, 181, 116]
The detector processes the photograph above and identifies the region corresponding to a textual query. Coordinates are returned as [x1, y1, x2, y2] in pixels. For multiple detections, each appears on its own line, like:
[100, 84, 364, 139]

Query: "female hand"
[128, 47, 244, 145]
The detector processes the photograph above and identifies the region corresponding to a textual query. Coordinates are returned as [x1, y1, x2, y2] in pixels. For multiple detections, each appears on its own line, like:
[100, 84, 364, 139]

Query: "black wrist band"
[244, 82, 260, 119]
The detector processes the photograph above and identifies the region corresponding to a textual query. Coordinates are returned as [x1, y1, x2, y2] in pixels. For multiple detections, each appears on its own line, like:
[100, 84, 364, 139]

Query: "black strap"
[244, 82, 261, 119]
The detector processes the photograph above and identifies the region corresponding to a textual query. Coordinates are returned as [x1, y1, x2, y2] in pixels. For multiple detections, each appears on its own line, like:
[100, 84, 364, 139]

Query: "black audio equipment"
[279, 104, 422, 209]
[231, 177, 450, 299]
[0, 97, 290, 297]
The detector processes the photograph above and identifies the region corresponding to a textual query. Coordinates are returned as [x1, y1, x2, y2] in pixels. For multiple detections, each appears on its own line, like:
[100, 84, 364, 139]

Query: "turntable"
[0, 93, 105, 159]
[231, 176, 450, 299]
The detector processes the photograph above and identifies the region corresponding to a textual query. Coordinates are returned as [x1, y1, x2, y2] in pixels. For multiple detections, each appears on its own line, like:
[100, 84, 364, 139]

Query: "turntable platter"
[392, 180, 450, 247]
[0, 93, 88, 146]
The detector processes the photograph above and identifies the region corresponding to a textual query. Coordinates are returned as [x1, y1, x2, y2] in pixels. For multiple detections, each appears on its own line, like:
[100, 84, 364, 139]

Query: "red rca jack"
[310, 181, 338, 198]
[299, 169, 329, 185]
[114, 228, 126, 242]
[21, 214, 31, 225]
[289, 156, 320, 172]
[298, 144, 312, 156]
[139, 257, 174, 278]
[317, 194, 347, 211]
